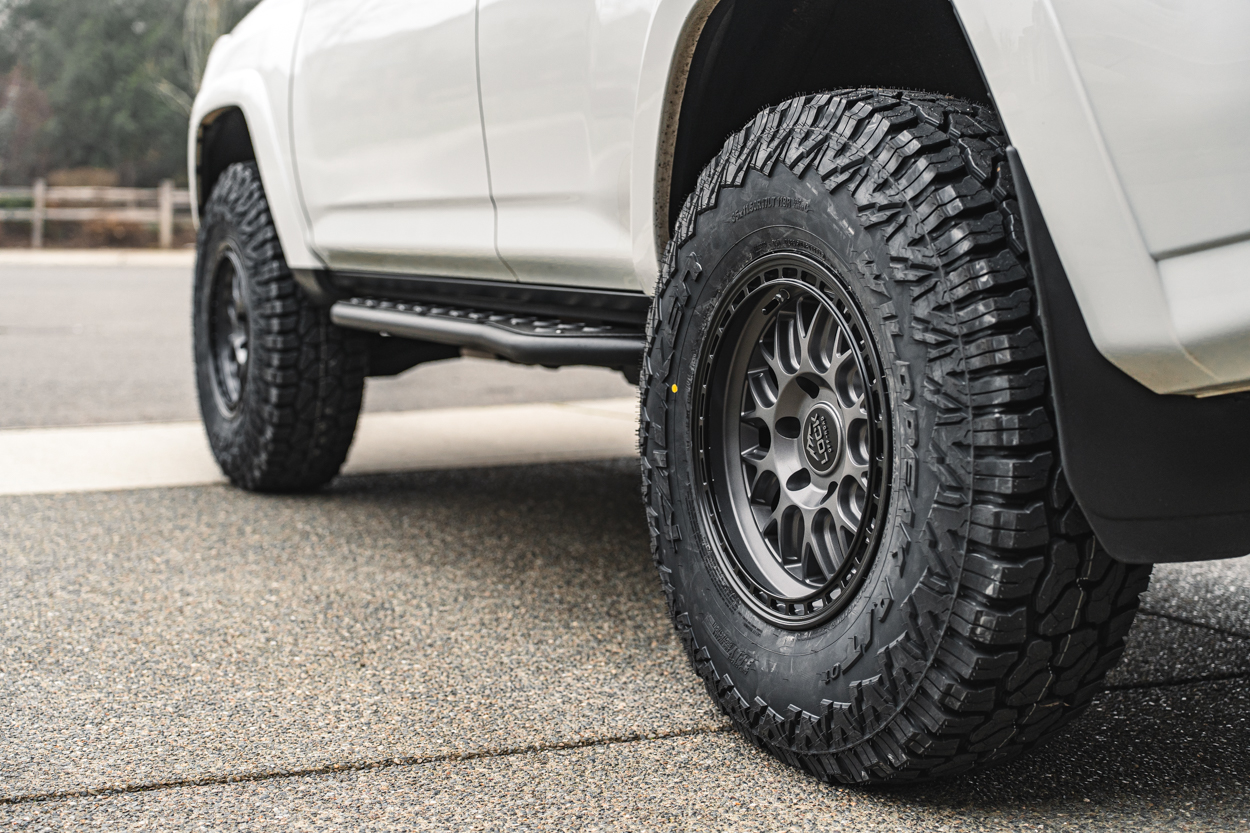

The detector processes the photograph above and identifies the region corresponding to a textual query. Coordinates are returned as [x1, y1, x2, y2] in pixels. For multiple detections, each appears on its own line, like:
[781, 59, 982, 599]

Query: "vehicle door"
[476, 0, 652, 291]
[291, 0, 512, 280]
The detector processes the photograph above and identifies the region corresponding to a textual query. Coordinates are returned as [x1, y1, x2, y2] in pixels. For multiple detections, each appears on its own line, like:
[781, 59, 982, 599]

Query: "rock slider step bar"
[330, 297, 645, 369]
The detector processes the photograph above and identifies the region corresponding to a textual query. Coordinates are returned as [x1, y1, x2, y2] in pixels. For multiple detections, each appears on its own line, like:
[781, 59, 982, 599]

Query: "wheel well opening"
[196, 107, 257, 212]
[664, 0, 990, 242]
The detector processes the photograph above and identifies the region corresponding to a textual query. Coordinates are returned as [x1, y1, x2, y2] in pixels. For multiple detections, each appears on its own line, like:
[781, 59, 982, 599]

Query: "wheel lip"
[206, 240, 249, 420]
[692, 252, 893, 630]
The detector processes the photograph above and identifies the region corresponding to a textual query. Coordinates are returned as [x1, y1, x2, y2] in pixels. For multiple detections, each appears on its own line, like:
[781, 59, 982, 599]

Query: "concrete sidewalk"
[1, 461, 1247, 830]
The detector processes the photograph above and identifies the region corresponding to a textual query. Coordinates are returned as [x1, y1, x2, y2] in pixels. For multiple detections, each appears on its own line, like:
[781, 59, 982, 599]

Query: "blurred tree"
[0, 64, 52, 184]
[185, 0, 257, 93]
[0, 0, 259, 186]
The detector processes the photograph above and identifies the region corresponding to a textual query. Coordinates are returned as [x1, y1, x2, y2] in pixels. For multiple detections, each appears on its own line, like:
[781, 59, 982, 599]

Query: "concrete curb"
[0, 249, 196, 268]
[0, 398, 639, 495]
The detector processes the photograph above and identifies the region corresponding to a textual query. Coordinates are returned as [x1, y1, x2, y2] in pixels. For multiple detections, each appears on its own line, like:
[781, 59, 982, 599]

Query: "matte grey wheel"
[698, 257, 890, 628]
[207, 245, 249, 416]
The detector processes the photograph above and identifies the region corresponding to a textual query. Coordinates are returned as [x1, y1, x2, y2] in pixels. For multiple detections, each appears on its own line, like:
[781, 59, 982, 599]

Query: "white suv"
[187, 0, 1250, 784]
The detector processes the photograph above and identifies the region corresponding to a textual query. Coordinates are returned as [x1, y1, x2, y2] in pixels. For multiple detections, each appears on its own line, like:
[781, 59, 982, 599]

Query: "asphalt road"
[1, 261, 1248, 830]
[0, 265, 634, 428]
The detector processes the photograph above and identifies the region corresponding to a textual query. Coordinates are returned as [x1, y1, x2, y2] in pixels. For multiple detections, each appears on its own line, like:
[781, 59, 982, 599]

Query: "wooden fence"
[0, 179, 193, 248]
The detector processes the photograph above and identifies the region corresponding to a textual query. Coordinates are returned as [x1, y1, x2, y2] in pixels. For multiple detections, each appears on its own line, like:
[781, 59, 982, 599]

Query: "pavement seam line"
[0, 723, 732, 806]
[1138, 608, 1250, 641]
[1103, 669, 1250, 693]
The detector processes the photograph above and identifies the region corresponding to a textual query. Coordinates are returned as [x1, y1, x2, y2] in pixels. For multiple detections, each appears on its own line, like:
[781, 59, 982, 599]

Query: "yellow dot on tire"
[671, 384, 678, 393]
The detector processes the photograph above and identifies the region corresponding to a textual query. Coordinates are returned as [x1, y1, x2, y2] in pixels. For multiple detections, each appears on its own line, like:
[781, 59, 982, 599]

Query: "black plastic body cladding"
[1011, 150, 1250, 564]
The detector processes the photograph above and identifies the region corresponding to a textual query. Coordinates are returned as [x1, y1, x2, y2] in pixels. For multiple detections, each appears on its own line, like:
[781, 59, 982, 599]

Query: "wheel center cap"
[802, 403, 841, 476]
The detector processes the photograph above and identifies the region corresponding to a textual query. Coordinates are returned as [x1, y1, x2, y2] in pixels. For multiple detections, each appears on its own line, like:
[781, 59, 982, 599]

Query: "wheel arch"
[631, 0, 990, 294]
[190, 78, 322, 270]
[194, 107, 255, 220]
[188, 0, 322, 270]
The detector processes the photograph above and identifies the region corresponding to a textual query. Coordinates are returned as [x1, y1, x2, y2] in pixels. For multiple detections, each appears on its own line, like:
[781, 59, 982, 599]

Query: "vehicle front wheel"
[193, 161, 366, 492]
[640, 89, 1152, 783]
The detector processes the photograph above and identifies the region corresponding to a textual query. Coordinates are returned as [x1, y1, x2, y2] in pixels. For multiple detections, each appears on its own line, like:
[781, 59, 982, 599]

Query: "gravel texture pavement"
[1143, 559, 1250, 639]
[0, 464, 1248, 829]
[0, 463, 721, 798]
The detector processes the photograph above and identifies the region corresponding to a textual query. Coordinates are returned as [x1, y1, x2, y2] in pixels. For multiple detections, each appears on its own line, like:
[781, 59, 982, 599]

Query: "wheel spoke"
[755, 487, 795, 550]
[833, 473, 867, 532]
[823, 512, 849, 574]
[828, 348, 863, 409]
[842, 373, 867, 416]
[743, 366, 778, 419]
[761, 490, 805, 566]
[834, 445, 870, 489]
[762, 486, 788, 529]
[230, 332, 248, 367]
[835, 515, 859, 563]
[741, 444, 777, 494]
[834, 326, 853, 362]
[224, 271, 249, 369]
[771, 312, 803, 379]
[805, 303, 837, 374]
[795, 504, 837, 582]
[211, 254, 252, 410]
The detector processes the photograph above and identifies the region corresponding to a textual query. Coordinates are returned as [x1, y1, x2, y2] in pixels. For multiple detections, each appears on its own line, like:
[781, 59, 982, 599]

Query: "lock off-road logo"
[803, 405, 839, 475]
[806, 412, 832, 469]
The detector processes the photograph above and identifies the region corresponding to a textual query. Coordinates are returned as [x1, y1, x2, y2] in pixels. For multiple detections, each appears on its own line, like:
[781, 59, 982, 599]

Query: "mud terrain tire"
[194, 162, 366, 492]
[639, 90, 1152, 784]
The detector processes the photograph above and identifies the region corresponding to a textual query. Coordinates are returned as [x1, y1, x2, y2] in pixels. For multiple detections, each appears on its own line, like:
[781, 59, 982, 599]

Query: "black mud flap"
[1012, 148, 1250, 563]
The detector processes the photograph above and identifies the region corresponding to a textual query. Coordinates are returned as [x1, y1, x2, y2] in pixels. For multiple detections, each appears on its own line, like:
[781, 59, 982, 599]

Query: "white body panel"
[1159, 240, 1250, 386]
[290, 0, 509, 279]
[478, 0, 653, 291]
[1050, 0, 1250, 258]
[192, 0, 1250, 394]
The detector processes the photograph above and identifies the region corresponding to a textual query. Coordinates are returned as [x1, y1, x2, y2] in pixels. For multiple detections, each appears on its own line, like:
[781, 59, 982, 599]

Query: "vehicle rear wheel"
[193, 162, 366, 492]
[640, 89, 1153, 783]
